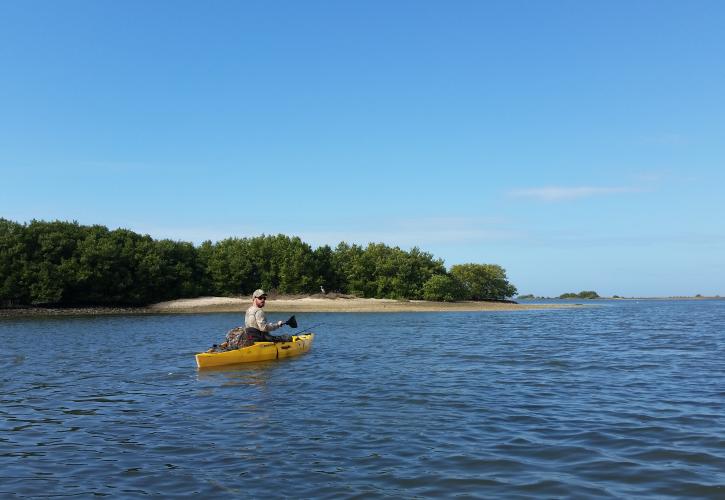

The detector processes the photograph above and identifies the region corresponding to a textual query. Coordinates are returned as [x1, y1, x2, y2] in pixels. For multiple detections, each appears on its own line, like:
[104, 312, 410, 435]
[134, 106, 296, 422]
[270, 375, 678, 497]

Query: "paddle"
[269, 319, 321, 343]
[292, 322, 323, 335]
[266, 315, 300, 343]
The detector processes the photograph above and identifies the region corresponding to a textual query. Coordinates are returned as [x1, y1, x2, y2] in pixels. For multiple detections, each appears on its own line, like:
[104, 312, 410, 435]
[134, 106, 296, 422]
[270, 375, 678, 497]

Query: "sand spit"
[0, 296, 582, 317]
[148, 296, 580, 313]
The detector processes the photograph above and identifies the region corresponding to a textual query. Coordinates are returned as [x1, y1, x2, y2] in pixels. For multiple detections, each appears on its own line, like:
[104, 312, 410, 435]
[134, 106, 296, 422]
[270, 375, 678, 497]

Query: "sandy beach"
[148, 295, 580, 313]
[0, 295, 580, 317]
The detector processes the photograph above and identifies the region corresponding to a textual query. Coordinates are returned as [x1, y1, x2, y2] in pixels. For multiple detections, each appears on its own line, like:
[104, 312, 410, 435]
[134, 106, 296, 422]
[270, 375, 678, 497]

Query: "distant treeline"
[518, 291, 601, 300]
[559, 291, 600, 299]
[0, 219, 517, 306]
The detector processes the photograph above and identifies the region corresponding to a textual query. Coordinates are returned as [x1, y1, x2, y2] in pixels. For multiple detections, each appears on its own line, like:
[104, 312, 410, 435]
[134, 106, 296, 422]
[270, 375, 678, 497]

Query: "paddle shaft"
[293, 323, 323, 335]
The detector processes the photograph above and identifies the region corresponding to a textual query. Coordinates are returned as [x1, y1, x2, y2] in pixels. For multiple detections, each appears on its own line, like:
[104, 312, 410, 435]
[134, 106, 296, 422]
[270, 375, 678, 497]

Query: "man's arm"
[255, 310, 282, 332]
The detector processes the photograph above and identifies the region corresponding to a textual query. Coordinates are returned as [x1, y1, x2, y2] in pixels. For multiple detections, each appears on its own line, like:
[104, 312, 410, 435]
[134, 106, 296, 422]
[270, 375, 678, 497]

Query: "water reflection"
[195, 359, 289, 387]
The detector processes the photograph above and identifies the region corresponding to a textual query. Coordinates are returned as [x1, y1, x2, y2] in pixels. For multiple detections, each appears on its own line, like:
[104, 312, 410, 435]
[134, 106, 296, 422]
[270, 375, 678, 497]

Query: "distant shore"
[0, 295, 581, 317]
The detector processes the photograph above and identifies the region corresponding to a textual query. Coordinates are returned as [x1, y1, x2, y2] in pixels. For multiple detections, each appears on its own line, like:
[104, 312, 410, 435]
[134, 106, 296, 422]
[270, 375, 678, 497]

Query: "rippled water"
[1, 300, 724, 498]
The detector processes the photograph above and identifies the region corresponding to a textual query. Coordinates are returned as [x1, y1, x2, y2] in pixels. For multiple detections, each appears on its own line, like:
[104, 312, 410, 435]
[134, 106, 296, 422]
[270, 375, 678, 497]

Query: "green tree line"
[559, 291, 600, 299]
[0, 219, 517, 306]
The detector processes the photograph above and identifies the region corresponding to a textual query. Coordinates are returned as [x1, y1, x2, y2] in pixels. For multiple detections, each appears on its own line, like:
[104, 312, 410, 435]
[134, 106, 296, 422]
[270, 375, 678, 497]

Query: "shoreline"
[0, 296, 582, 317]
[3, 295, 720, 318]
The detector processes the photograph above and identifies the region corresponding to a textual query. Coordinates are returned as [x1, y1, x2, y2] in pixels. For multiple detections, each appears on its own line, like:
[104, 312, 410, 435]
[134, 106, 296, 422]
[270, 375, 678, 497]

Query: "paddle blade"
[286, 315, 298, 328]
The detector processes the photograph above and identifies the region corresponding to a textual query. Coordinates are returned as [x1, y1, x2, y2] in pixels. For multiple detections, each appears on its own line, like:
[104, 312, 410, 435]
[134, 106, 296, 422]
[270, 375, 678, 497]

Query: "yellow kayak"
[195, 334, 314, 369]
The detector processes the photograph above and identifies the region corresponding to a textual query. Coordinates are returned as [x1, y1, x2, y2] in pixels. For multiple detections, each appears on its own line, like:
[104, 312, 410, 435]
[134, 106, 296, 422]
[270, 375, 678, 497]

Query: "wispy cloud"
[508, 186, 643, 202]
[295, 216, 522, 248]
[516, 230, 725, 249]
[75, 160, 158, 174]
[129, 216, 522, 248]
[640, 133, 690, 146]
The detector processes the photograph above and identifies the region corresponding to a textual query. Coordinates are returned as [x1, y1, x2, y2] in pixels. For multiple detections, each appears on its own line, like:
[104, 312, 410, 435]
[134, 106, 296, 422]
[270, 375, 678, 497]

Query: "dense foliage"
[450, 263, 518, 301]
[0, 219, 206, 306]
[421, 274, 468, 302]
[0, 219, 518, 306]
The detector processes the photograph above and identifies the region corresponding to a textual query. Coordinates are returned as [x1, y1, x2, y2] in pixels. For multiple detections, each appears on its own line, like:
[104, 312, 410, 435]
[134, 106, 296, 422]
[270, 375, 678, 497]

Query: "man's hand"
[276, 320, 284, 328]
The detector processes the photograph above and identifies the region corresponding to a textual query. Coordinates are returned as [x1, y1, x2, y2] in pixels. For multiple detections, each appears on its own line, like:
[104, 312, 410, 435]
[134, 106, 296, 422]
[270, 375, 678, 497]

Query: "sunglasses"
[257, 296, 267, 301]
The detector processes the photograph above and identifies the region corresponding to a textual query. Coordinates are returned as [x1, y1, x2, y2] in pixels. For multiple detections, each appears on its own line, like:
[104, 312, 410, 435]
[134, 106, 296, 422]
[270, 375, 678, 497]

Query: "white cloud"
[508, 186, 642, 202]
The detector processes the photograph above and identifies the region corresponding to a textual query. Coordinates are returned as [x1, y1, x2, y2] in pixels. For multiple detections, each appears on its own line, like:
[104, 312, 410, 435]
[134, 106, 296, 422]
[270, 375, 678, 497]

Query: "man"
[245, 289, 292, 342]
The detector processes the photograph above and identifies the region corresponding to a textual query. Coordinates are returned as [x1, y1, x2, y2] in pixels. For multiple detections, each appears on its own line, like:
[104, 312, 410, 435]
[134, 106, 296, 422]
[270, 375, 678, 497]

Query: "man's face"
[255, 296, 267, 307]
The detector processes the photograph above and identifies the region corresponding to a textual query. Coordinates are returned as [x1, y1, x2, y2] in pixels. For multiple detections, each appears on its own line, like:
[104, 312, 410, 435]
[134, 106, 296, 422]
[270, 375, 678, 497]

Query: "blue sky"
[1, 1, 723, 297]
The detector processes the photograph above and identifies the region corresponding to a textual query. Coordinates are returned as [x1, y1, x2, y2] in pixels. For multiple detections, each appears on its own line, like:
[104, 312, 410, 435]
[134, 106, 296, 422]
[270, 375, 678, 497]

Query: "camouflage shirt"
[245, 304, 281, 332]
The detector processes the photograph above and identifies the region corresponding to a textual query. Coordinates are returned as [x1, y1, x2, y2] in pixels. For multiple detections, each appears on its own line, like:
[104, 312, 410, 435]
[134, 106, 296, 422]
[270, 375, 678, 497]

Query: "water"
[1, 300, 724, 498]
